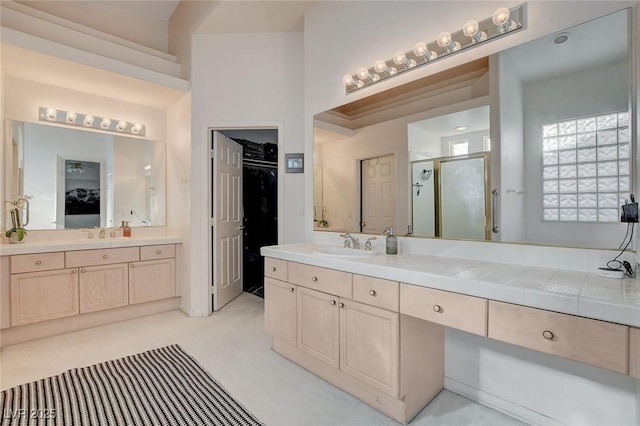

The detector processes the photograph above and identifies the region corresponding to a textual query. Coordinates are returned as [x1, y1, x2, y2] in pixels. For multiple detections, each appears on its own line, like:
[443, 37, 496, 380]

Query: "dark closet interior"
[224, 133, 278, 298]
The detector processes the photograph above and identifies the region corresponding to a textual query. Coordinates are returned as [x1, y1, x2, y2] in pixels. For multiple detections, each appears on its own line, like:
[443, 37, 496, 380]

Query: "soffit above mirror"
[316, 57, 489, 131]
[1, 44, 187, 109]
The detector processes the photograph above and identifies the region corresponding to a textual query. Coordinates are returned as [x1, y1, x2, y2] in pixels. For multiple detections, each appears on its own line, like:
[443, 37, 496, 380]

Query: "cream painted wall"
[305, 1, 638, 424]
[189, 32, 304, 316]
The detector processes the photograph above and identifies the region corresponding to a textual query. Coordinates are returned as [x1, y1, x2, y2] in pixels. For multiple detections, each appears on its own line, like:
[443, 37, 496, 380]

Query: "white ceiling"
[92, 0, 180, 20]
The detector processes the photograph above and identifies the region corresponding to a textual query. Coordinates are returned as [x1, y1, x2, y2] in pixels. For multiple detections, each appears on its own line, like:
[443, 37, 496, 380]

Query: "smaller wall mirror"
[6, 120, 166, 229]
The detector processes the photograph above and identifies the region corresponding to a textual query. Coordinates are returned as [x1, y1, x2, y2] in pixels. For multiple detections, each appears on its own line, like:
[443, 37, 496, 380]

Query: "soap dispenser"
[384, 226, 397, 255]
[121, 220, 131, 237]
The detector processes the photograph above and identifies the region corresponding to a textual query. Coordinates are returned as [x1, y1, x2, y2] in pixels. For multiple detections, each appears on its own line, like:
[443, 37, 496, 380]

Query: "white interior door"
[361, 155, 395, 233]
[212, 131, 243, 311]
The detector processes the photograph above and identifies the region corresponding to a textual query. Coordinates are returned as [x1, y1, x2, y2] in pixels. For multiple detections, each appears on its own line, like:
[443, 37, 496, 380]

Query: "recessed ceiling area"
[410, 105, 490, 138]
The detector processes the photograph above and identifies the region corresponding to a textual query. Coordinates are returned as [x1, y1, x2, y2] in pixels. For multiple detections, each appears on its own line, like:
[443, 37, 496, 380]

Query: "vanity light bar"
[38, 107, 146, 137]
[343, 4, 526, 93]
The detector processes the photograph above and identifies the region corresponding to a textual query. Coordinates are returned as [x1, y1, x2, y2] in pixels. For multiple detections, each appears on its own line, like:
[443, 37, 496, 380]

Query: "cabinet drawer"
[629, 327, 639, 379]
[140, 244, 175, 261]
[66, 247, 139, 267]
[288, 262, 352, 298]
[488, 301, 628, 374]
[264, 257, 287, 281]
[400, 284, 487, 336]
[11, 252, 65, 274]
[353, 275, 399, 312]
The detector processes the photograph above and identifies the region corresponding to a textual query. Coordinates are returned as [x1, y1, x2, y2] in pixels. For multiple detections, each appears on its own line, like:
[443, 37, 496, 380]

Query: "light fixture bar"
[38, 107, 146, 137]
[343, 4, 526, 93]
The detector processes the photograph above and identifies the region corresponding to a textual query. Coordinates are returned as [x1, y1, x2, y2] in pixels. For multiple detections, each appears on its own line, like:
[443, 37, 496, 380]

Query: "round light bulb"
[392, 50, 406, 66]
[131, 123, 143, 135]
[116, 120, 127, 131]
[463, 20, 479, 37]
[65, 111, 77, 123]
[343, 74, 354, 86]
[45, 108, 57, 121]
[492, 7, 510, 26]
[436, 32, 452, 48]
[374, 60, 387, 73]
[100, 118, 111, 129]
[413, 41, 427, 57]
[83, 115, 95, 126]
[357, 67, 370, 80]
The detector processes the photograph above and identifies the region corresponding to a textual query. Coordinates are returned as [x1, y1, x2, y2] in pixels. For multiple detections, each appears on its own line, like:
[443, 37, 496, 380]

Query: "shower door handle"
[491, 189, 500, 233]
[237, 226, 245, 230]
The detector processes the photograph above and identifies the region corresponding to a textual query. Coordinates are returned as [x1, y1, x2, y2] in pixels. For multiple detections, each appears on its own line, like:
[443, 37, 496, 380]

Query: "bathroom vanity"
[0, 236, 181, 347]
[261, 243, 640, 424]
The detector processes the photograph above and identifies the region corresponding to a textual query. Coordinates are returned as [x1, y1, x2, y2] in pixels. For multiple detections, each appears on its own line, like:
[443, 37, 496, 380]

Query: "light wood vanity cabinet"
[11, 268, 79, 326]
[297, 286, 341, 368]
[79, 263, 129, 313]
[264, 277, 297, 345]
[7, 244, 177, 328]
[488, 300, 629, 374]
[129, 258, 176, 304]
[630, 328, 640, 379]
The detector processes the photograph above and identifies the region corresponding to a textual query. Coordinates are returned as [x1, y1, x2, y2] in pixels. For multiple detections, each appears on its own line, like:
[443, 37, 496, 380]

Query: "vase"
[8, 232, 25, 244]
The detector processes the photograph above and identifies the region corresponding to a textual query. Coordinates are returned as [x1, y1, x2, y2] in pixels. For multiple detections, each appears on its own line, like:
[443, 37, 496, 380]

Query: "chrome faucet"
[364, 237, 377, 251]
[340, 233, 360, 249]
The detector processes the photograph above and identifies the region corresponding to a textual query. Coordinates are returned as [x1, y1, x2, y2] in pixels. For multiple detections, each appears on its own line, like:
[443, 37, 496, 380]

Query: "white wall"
[305, 2, 638, 424]
[189, 32, 304, 315]
[408, 124, 440, 158]
[441, 129, 489, 155]
[522, 60, 628, 248]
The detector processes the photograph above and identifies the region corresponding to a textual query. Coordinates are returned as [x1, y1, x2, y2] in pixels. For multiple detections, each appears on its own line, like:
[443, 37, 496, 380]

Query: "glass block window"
[542, 112, 630, 222]
[450, 140, 468, 156]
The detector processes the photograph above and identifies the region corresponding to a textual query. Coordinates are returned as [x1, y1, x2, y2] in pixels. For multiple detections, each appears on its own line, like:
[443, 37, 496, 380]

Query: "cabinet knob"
[369, 290, 376, 297]
[312, 276, 318, 282]
[156, 250, 162, 255]
[339, 302, 344, 308]
[102, 255, 108, 259]
[330, 300, 336, 305]
[433, 304, 442, 313]
[289, 287, 294, 292]
[81, 269, 86, 273]
[271, 266, 276, 272]
[130, 264, 135, 269]
[35, 260, 42, 265]
[72, 269, 78, 274]
[542, 330, 554, 340]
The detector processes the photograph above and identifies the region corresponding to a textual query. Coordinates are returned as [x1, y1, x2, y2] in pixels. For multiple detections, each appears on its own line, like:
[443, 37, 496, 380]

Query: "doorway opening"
[210, 129, 278, 311]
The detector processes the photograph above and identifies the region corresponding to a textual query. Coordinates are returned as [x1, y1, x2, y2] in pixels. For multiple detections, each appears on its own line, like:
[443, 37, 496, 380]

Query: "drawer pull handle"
[433, 304, 442, 313]
[289, 287, 294, 292]
[271, 267, 276, 272]
[369, 290, 376, 297]
[330, 300, 336, 305]
[542, 330, 554, 340]
[72, 269, 78, 274]
[339, 302, 344, 308]
[81, 269, 86, 273]
[102, 255, 108, 259]
[35, 260, 42, 265]
[312, 276, 318, 282]
[156, 250, 162, 255]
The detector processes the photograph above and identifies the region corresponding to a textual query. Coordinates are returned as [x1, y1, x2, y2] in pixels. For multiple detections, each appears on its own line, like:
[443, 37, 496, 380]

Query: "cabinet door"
[264, 278, 297, 345]
[11, 269, 79, 326]
[79, 263, 128, 313]
[129, 259, 175, 304]
[297, 286, 340, 368]
[340, 299, 399, 396]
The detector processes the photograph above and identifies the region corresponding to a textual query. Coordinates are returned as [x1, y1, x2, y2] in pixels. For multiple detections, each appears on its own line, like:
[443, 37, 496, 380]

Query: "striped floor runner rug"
[1, 344, 264, 426]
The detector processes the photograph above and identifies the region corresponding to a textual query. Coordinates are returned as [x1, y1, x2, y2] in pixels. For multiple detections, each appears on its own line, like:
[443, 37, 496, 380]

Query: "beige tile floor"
[0, 293, 527, 425]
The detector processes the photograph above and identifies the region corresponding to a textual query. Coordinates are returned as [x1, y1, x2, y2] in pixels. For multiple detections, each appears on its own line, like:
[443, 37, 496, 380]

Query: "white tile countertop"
[261, 243, 640, 328]
[0, 234, 182, 256]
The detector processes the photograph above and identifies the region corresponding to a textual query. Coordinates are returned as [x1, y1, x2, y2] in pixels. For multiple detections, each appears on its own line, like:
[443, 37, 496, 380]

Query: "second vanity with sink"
[0, 234, 181, 347]
[261, 241, 640, 424]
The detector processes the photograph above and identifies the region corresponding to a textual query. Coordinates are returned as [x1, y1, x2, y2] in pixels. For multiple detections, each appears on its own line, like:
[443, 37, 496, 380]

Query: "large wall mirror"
[314, 8, 632, 249]
[5, 120, 166, 229]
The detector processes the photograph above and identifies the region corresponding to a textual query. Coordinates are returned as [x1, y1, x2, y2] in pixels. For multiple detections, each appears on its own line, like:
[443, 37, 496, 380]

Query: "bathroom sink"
[313, 247, 374, 257]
